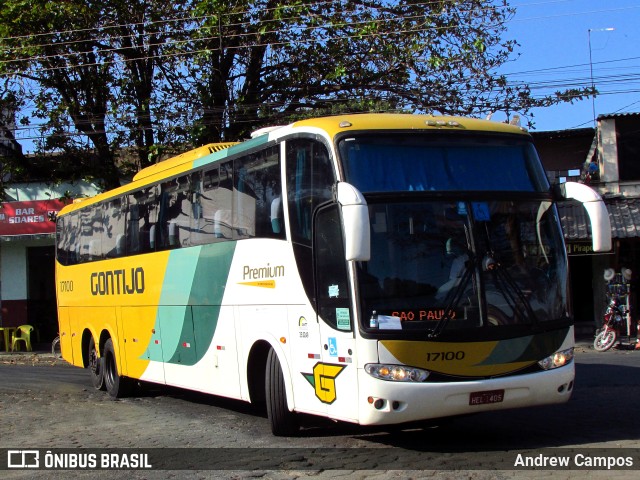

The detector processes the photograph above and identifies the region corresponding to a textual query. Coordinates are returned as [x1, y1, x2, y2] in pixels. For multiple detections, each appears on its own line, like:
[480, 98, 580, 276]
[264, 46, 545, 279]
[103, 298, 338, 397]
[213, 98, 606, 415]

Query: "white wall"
[598, 118, 620, 185]
[3, 180, 102, 202]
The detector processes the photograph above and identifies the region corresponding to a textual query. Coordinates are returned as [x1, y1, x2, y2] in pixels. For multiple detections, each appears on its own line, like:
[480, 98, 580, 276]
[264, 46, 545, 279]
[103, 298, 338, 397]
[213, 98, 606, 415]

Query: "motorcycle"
[593, 295, 627, 352]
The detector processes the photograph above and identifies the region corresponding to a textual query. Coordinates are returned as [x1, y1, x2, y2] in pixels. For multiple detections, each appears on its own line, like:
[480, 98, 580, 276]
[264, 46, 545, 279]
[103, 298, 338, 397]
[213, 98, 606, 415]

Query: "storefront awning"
[557, 197, 640, 240]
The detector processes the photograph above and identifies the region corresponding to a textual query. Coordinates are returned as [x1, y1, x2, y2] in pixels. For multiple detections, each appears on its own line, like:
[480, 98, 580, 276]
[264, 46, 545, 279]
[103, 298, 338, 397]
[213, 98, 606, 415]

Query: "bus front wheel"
[265, 348, 299, 436]
[103, 338, 132, 398]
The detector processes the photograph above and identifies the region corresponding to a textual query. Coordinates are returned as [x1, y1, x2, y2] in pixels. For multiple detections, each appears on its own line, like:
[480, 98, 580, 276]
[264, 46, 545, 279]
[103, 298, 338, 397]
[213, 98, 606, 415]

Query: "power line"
[8, 63, 640, 137]
[0, 0, 505, 48]
[0, 12, 437, 69]
[0, 2, 510, 74]
[2, 2, 637, 102]
[3, 1, 640, 145]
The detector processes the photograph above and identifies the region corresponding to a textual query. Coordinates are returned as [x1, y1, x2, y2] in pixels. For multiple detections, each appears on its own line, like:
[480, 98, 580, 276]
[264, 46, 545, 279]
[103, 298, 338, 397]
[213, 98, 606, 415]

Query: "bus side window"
[127, 186, 158, 254]
[217, 163, 234, 240]
[233, 146, 283, 240]
[55, 217, 66, 265]
[57, 213, 79, 266]
[192, 163, 233, 245]
[286, 139, 335, 246]
[104, 198, 126, 258]
[286, 138, 336, 304]
[78, 208, 101, 262]
[68, 214, 80, 264]
[190, 171, 202, 222]
[314, 204, 352, 331]
[159, 174, 191, 249]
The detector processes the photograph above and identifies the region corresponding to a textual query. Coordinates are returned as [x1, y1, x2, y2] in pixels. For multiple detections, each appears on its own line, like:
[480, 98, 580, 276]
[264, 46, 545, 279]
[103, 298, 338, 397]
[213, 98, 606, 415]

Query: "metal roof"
[557, 197, 640, 240]
[597, 112, 640, 121]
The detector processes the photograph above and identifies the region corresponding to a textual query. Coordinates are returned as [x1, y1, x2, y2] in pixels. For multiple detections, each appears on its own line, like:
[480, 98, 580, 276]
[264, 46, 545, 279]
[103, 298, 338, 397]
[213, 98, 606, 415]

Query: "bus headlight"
[538, 347, 574, 370]
[365, 363, 430, 382]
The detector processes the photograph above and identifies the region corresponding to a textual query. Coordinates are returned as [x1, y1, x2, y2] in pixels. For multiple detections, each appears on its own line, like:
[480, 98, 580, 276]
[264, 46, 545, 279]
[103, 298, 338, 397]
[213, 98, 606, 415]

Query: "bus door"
[313, 204, 359, 423]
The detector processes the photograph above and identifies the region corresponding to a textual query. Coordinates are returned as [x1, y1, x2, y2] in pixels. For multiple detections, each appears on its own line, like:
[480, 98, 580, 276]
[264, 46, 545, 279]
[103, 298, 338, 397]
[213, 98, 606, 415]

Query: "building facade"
[0, 181, 100, 343]
[534, 112, 640, 338]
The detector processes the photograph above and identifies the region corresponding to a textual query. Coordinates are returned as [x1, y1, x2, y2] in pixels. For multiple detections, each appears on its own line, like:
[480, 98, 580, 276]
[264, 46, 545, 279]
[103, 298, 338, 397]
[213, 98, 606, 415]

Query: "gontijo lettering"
[90, 267, 145, 295]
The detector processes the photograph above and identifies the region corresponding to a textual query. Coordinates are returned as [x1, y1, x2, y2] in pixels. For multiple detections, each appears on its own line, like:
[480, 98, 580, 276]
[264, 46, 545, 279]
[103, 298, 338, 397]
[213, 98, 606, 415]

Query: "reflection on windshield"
[357, 200, 568, 335]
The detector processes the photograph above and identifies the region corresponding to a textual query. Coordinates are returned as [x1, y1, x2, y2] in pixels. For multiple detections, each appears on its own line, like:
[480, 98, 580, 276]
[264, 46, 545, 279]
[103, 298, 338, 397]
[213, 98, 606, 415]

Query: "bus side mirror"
[559, 182, 612, 252]
[336, 182, 371, 261]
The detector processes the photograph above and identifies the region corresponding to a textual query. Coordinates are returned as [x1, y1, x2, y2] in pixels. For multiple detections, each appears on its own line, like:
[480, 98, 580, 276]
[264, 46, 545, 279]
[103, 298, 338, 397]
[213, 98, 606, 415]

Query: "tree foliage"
[0, 0, 592, 189]
[0, 0, 189, 187]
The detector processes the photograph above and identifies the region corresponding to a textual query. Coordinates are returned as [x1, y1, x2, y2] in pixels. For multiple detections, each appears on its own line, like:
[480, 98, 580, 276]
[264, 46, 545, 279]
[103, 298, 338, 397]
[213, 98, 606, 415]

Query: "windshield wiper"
[482, 254, 539, 325]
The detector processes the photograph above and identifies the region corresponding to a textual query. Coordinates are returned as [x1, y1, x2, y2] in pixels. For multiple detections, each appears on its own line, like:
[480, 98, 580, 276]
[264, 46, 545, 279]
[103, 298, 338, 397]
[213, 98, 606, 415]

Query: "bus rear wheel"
[265, 348, 299, 436]
[88, 336, 105, 390]
[103, 338, 132, 398]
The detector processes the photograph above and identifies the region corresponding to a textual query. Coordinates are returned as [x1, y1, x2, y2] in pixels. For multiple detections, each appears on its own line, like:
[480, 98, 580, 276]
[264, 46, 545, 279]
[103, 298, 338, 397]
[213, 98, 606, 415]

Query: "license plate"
[469, 389, 504, 406]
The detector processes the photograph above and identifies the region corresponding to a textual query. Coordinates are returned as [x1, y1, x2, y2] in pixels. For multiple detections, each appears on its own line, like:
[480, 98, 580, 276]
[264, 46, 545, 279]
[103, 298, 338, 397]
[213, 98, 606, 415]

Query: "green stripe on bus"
[476, 328, 569, 366]
[148, 242, 237, 365]
[193, 135, 270, 169]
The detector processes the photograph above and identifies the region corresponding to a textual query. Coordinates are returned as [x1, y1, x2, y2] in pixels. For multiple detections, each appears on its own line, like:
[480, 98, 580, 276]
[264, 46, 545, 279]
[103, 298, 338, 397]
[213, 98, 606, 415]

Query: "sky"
[498, 0, 640, 132]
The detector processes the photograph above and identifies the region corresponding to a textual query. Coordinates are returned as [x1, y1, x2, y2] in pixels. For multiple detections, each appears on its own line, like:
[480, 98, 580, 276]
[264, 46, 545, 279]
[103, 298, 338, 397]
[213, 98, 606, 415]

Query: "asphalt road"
[1, 346, 639, 479]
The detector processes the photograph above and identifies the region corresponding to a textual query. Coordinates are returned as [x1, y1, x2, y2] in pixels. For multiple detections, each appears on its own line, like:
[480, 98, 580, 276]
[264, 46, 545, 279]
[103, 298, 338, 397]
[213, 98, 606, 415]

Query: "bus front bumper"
[355, 363, 575, 426]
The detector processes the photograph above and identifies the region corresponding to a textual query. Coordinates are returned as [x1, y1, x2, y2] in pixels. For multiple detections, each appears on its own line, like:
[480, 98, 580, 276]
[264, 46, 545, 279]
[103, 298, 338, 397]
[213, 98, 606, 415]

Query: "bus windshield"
[338, 134, 568, 337]
[357, 199, 568, 335]
[339, 133, 549, 193]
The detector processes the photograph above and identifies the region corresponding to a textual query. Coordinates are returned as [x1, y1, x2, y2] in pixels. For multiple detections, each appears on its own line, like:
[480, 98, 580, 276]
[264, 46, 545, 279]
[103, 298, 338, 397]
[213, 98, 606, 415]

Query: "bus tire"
[265, 348, 299, 436]
[103, 338, 132, 398]
[88, 336, 105, 390]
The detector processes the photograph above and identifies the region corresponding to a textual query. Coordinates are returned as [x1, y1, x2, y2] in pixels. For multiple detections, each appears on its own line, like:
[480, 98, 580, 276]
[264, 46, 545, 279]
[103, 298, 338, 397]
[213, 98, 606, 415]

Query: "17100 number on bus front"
[425, 351, 465, 362]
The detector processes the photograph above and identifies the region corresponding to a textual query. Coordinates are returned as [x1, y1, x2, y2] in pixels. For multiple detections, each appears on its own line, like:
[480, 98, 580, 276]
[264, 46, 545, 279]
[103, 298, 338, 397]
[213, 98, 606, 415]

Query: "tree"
[0, 0, 592, 188]
[183, 0, 592, 142]
[0, 0, 189, 189]
[0, 1, 118, 185]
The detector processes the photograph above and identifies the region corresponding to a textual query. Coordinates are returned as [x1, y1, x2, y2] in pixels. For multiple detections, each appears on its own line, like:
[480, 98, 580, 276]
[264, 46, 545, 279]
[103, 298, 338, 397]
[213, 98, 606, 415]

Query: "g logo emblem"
[302, 362, 346, 404]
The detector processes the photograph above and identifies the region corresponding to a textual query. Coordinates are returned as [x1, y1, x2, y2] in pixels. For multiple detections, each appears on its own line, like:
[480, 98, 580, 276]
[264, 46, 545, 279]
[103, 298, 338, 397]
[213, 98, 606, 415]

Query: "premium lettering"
[90, 267, 145, 295]
[243, 263, 284, 280]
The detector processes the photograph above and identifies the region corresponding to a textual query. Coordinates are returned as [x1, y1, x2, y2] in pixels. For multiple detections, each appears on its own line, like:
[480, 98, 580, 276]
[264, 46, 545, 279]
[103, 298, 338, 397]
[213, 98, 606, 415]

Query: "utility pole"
[588, 28, 615, 126]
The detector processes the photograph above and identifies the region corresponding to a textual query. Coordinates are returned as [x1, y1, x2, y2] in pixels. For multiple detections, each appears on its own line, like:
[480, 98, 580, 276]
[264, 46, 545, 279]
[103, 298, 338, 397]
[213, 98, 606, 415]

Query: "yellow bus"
[56, 114, 611, 435]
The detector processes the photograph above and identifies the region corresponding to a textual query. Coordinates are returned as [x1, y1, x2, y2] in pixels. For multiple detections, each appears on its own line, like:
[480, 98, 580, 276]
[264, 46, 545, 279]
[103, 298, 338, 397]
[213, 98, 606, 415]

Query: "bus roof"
[133, 143, 238, 182]
[287, 113, 529, 139]
[58, 113, 529, 216]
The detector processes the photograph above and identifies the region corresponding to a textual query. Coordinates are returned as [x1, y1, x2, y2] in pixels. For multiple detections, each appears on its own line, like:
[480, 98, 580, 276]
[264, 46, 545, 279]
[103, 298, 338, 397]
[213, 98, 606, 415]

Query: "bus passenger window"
[127, 186, 158, 254]
[192, 163, 233, 245]
[103, 198, 126, 258]
[233, 147, 283, 240]
[159, 175, 191, 249]
[78, 208, 102, 262]
[56, 214, 79, 265]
